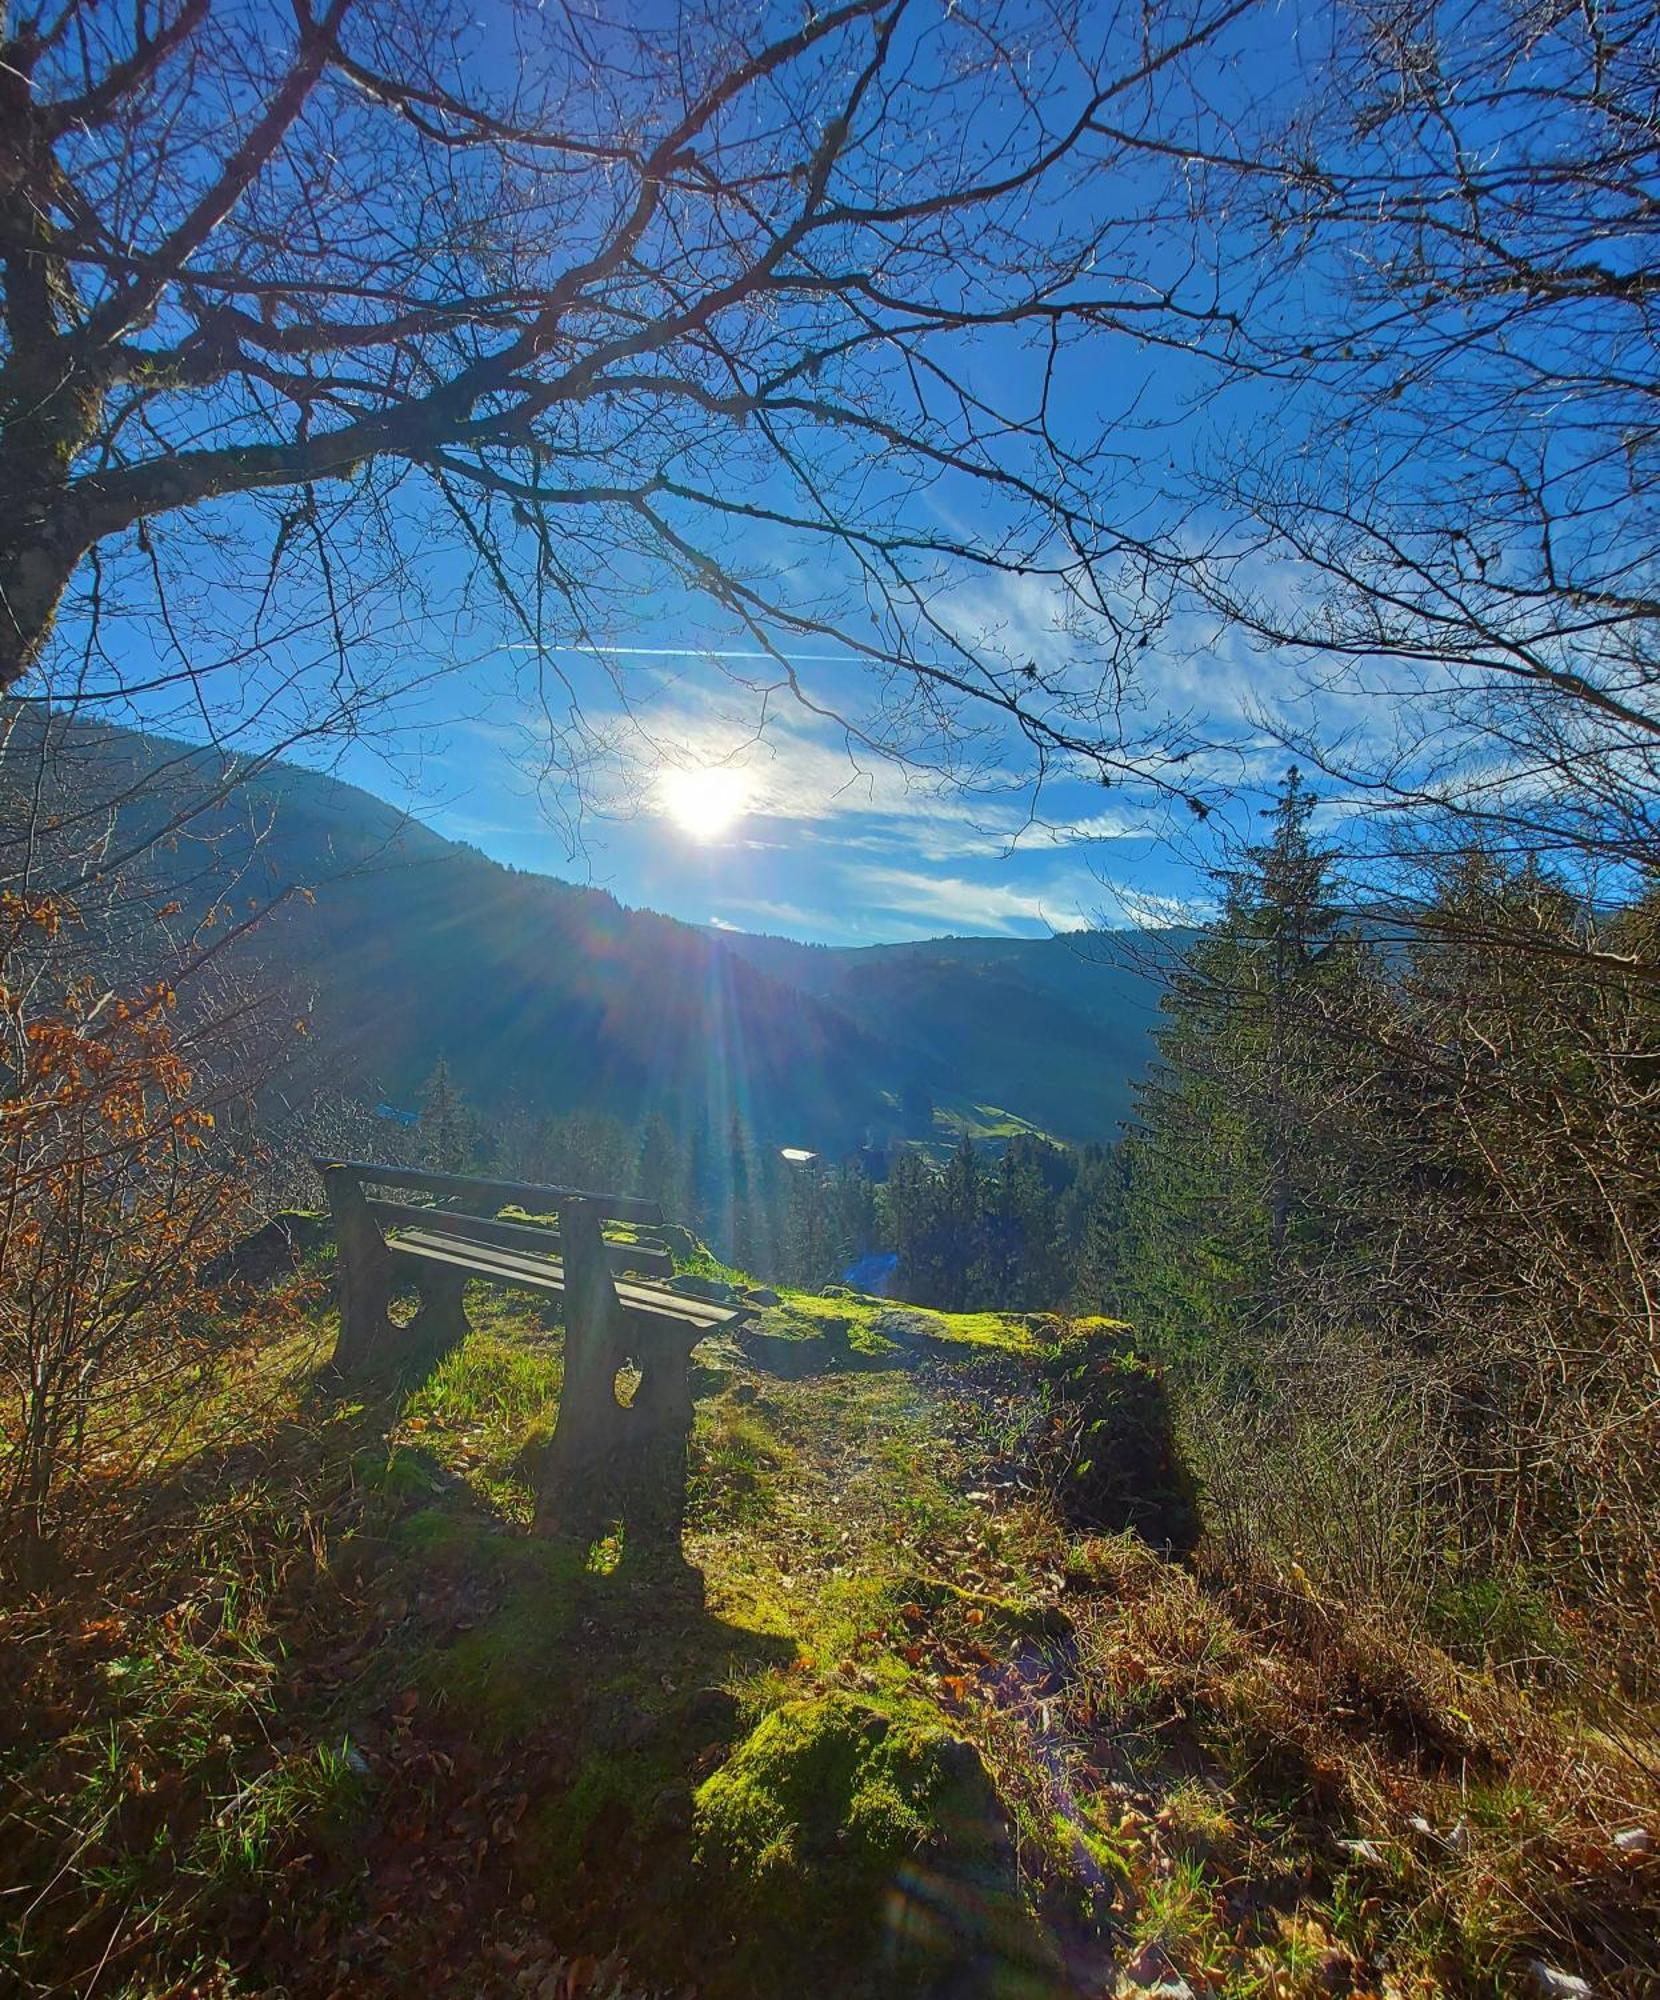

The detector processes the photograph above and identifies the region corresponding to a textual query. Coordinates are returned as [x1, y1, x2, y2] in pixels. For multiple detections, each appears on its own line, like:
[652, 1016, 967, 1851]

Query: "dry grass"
[3, 1286, 1657, 1998]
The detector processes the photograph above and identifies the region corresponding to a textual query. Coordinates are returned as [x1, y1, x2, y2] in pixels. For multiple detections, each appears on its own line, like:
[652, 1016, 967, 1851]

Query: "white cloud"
[854, 867, 1096, 935]
[1019, 809, 1143, 847]
[1091, 881, 1211, 929]
[429, 808, 522, 841]
[585, 681, 1174, 869]
[714, 897, 834, 933]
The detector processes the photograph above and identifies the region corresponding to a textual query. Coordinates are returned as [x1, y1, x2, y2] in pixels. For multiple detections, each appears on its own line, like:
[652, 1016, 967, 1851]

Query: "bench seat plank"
[386, 1226, 743, 1330]
[371, 1199, 672, 1277]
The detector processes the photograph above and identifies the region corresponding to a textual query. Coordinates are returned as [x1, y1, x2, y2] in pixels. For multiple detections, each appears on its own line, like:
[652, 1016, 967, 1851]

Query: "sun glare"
[659, 764, 752, 841]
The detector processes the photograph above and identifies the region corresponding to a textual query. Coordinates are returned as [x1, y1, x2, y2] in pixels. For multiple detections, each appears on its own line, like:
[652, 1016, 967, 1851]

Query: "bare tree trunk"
[0, 513, 91, 689]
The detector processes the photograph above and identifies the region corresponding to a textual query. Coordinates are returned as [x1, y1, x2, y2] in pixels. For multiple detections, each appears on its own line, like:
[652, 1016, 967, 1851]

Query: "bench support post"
[534, 1197, 703, 1565]
[407, 1260, 472, 1356]
[325, 1166, 395, 1374]
[315, 1161, 704, 1560]
[535, 1199, 630, 1542]
[615, 1320, 703, 1554]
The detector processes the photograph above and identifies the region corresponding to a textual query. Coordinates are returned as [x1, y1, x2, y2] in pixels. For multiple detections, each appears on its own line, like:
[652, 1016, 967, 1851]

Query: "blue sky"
[26, 0, 1633, 943]
[282, 602, 1291, 947]
[354, 682, 1198, 947]
[52, 0, 1389, 945]
[103, 482, 1320, 946]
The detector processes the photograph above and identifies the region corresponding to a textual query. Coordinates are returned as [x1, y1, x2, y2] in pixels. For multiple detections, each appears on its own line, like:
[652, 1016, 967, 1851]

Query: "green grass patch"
[688, 1399, 793, 1530]
[395, 1309, 564, 1514]
[189, 1736, 368, 1886]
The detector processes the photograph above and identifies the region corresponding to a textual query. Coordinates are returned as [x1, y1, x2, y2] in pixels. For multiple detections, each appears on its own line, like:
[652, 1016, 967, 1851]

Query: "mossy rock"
[694, 1693, 1057, 1996]
[654, 1221, 701, 1263]
[872, 1307, 956, 1345]
[672, 1272, 739, 1304]
[207, 1208, 329, 1288]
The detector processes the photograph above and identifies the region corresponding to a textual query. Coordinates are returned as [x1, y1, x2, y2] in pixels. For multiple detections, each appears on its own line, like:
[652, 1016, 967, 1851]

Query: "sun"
[658, 763, 752, 841]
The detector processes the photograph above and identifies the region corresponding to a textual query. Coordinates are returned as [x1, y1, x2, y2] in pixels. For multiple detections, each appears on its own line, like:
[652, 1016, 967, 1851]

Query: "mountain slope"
[9, 718, 1174, 1147]
[716, 929, 1187, 1141]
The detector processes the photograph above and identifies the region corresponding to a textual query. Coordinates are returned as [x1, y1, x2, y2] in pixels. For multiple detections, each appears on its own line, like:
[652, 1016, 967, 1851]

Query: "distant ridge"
[5, 717, 1178, 1150]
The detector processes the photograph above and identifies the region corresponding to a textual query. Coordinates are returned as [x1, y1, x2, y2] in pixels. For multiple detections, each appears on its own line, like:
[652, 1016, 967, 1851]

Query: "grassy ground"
[2, 1274, 1655, 1998]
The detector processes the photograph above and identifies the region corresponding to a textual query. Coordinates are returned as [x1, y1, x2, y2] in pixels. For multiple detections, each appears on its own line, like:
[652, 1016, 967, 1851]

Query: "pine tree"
[1123, 769, 1366, 1364]
[687, 1109, 719, 1243]
[1071, 1145, 1129, 1313]
[781, 1158, 833, 1287]
[724, 1112, 756, 1264]
[418, 1059, 470, 1175]
[828, 1160, 879, 1281]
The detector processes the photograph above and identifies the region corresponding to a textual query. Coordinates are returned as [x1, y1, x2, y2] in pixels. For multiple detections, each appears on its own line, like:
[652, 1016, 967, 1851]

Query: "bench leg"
[532, 1203, 704, 1569]
[325, 1168, 395, 1374]
[408, 1262, 471, 1358]
[537, 1324, 702, 1562]
[536, 1202, 632, 1544]
[617, 1324, 702, 1553]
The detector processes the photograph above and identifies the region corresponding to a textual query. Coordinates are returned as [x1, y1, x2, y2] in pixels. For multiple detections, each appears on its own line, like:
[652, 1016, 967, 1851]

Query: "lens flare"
[659, 764, 752, 841]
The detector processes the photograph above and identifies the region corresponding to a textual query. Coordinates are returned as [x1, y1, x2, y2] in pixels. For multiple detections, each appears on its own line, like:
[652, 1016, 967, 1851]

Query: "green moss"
[526, 1740, 687, 1880]
[694, 1694, 1054, 1995]
[880, 1307, 1045, 1354]
[770, 1289, 891, 1344]
[353, 1445, 443, 1499]
[390, 1503, 479, 1556]
[762, 1289, 1058, 1359]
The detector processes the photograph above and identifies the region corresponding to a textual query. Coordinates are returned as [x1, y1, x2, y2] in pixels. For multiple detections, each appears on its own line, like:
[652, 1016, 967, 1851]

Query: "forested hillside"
[718, 931, 1187, 1142]
[27, 718, 1168, 1150]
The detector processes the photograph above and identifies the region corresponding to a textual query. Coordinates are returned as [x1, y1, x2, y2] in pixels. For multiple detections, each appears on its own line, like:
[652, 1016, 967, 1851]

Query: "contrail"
[512, 643, 860, 664]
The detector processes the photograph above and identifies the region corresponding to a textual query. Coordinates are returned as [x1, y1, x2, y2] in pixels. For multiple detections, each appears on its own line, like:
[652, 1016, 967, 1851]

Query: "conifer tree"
[726, 1113, 755, 1274]
[418, 1059, 470, 1176]
[827, 1161, 879, 1282]
[1123, 770, 1365, 1363]
[687, 1110, 719, 1244]
[1071, 1146, 1130, 1313]
[782, 1159, 834, 1288]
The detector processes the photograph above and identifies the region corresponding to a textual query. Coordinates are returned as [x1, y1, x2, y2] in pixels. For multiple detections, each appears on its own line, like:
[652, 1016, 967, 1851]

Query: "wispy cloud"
[414, 634, 1222, 947]
[1091, 879, 1212, 929]
[712, 897, 837, 933]
[853, 867, 1096, 935]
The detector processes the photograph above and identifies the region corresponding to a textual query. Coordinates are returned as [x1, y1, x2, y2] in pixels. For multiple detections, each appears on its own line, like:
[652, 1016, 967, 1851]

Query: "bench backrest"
[365, 1196, 673, 1279]
[312, 1159, 664, 1228]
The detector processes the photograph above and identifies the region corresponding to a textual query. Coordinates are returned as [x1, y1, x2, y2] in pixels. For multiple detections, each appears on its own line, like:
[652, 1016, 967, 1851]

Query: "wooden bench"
[315, 1159, 749, 1544]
